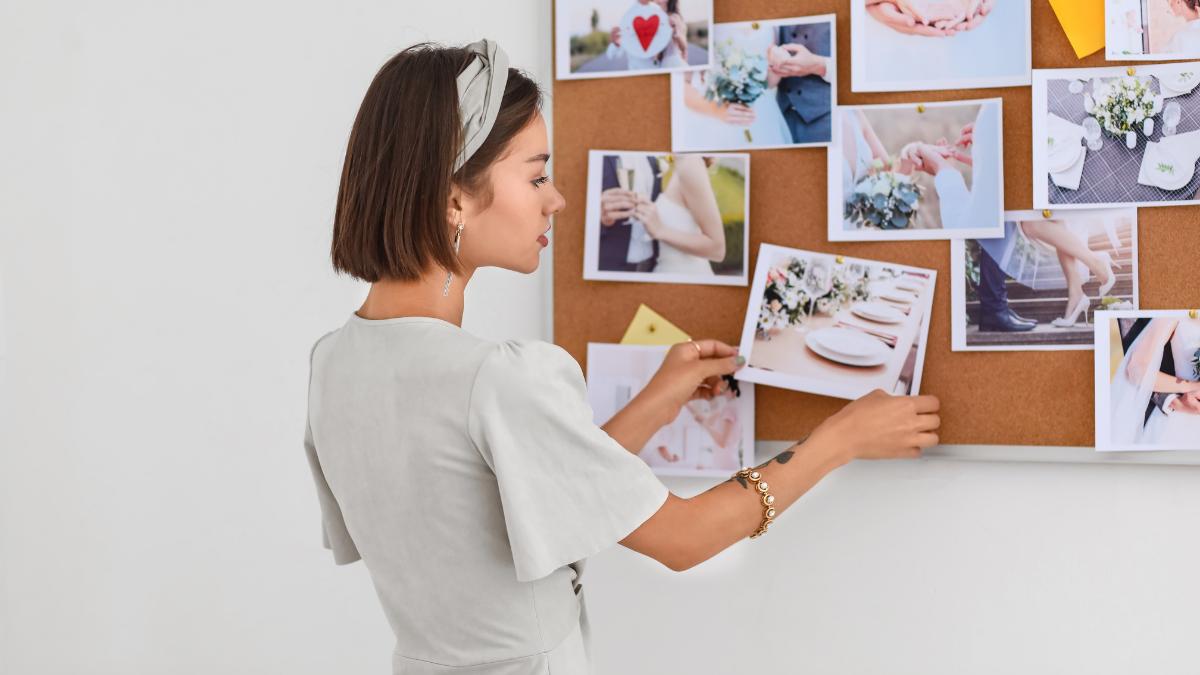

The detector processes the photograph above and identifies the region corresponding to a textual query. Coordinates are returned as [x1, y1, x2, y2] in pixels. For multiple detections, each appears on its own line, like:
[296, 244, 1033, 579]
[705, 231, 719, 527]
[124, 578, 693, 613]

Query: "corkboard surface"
[552, 0, 1196, 447]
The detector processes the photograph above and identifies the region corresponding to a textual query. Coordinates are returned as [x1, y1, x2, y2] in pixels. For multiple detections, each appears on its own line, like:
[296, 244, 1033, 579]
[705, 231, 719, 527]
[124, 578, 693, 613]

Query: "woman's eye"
[532, 175, 551, 188]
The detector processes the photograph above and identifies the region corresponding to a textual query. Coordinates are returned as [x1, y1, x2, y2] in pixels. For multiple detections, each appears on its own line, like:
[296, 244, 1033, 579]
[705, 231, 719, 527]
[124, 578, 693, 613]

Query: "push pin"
[1190, 309, 1198, 320]
[1127, 66, 1137, 76]
[1042, 209, 1053, 218]
[835, 255, 845, 264]
[751, 21, 760, 29]
[648, 323, 657, 333]
[916, 104, 926, 113]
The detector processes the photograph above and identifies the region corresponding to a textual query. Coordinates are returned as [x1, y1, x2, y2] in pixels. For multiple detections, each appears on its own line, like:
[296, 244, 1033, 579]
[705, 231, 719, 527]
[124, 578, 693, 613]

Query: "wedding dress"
[1110, 318, 1200, 448]
[652, 194, 716, 275]
[681, 24, 792, 147]
[840, 111, 876, 202]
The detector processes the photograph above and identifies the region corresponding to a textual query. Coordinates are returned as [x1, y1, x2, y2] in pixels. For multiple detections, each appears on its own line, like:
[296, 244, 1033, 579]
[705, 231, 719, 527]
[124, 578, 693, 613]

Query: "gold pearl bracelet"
[734, 466, 777, 538]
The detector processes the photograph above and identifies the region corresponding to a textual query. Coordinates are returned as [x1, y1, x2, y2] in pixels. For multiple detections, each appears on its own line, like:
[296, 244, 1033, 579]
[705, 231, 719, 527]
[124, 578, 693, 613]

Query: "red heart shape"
[632, 15, 660, 52]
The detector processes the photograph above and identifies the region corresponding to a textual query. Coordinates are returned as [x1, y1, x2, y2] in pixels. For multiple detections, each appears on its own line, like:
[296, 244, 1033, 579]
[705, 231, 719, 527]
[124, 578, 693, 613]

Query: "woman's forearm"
[601, 389, 675, 455]
[651, 225, 724, 261]
[662, 434, 850, 570]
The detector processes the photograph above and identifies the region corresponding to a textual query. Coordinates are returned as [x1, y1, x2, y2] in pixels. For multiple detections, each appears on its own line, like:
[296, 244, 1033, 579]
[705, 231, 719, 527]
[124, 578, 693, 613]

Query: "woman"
[1015, 220, 1117, 327]
[1111, 317, 1200, 446]
[633, 154, 723, 276]
[609, 0, 687, 69]
[1166, 0, 1200, 54]
[304, 39, 941, 673]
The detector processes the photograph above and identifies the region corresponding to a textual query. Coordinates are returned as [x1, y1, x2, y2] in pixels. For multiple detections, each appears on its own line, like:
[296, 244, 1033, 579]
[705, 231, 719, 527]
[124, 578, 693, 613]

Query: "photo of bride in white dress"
[1098, 311, 1200, 451]
[670, 15, 836, 151]
[556, 0, 712, 79]
[584, 150, 749, 286]
[829, 98, 1004, 241]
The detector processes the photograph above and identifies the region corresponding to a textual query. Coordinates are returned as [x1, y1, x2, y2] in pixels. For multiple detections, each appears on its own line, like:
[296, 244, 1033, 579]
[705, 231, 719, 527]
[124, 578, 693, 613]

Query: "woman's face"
[457, 113, 565, 275]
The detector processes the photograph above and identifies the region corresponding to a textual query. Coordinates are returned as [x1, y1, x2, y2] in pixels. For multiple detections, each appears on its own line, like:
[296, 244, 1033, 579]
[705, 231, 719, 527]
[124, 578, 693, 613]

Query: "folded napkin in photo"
[1046, 113, 1086, 190]
[834, 321, 898, 349]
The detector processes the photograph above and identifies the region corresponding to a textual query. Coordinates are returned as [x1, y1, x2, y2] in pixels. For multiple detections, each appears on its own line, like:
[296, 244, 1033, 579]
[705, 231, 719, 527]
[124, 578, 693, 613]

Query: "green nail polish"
[735, 355, 746, 366]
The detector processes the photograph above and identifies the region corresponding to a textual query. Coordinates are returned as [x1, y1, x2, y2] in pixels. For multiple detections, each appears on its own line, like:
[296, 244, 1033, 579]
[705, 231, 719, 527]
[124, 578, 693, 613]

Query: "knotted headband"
[454, 39, 510, 172]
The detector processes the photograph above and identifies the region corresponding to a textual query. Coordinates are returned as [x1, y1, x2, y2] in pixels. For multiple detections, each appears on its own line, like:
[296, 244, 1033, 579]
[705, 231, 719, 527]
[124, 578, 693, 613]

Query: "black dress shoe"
[1006, 308, 1037, 326]
[979, 312, 1037, 332]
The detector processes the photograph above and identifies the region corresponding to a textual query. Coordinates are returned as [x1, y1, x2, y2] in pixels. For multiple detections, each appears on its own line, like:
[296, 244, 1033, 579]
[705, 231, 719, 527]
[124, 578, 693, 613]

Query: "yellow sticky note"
[1049, 0, 1105, 59]
[619, 304, 691, 346]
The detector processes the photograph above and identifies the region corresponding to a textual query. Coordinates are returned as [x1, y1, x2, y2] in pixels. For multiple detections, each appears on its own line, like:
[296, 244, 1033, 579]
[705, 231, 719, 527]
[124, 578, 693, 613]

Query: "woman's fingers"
[915, 432, 940, 449]
[689, 339, 738, 359]
[915, 413, 941, 432]
[911, 394, 940, 414]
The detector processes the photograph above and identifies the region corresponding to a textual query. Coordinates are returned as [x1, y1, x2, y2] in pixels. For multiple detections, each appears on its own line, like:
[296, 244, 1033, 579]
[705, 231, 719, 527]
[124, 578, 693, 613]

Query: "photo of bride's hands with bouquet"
[1096, 310, 1200, 451]
[670, 14, 836, 151]
[851, 0, 1030, 92]
[829, 99, 1004, 241]
[584, 150, 749, 286]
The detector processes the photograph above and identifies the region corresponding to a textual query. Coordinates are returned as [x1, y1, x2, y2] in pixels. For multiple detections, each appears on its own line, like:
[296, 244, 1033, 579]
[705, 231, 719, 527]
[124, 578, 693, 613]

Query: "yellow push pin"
[1042, 209, 1053, 218]
[1190, 309, 1198, 320]
[916, 104, 926, 113]
[1127, 66, 1137, 76]
[835, 255, 845, 264]
[751, 21, 760, 29]
[648, 323, 657, 333]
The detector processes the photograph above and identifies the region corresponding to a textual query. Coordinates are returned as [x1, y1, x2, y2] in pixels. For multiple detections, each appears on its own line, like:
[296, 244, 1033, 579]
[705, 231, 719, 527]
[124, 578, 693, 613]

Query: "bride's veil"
[1108, 318, 1175, 447]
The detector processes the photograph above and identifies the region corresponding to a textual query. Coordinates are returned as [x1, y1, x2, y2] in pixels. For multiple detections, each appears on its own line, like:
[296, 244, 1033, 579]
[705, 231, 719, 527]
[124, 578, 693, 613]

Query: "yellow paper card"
[1049, 0, 1105, 59]
[619, 304, 691, 345]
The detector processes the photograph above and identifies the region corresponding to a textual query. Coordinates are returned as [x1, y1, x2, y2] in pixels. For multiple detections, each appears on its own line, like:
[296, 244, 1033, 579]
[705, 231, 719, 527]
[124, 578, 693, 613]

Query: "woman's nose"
[547, 186, 566, 215]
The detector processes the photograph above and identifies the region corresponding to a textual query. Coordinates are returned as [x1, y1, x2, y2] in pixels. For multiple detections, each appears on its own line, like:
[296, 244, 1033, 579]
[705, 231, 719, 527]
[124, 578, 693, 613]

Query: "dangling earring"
[442, 219, 465, 297]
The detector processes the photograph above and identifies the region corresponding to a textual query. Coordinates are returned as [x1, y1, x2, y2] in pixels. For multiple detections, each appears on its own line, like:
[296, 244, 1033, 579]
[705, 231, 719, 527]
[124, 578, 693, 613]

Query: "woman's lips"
[538, 232, 549, 247]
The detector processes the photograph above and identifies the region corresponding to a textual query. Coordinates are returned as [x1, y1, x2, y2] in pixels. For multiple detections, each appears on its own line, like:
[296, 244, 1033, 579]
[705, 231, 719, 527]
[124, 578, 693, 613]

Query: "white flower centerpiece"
[1090, 76, 1161, 149]
[756, 256, 872, 339]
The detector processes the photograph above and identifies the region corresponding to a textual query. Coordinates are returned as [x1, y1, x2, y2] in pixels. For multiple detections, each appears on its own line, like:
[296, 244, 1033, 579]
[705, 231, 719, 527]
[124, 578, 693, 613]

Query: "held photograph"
[586, 343, 755, 477]
[583, 150, 749, 286]
[736, 243, 936, 401]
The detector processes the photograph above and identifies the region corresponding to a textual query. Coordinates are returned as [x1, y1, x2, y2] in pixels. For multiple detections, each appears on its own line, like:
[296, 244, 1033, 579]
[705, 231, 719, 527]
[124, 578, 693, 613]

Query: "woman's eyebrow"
[527, 153, 550, 163]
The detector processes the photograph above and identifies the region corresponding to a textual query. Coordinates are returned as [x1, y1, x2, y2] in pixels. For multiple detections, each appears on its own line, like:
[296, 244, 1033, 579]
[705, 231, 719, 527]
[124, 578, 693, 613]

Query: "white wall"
[4, 2, 1200, 675]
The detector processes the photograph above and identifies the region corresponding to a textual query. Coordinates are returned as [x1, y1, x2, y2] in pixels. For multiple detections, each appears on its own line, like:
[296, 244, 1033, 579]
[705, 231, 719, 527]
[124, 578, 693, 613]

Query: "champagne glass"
[1164, 100, 1182, 136]
[801, 257, 834, 323]
[1083, 116, 1103, 151]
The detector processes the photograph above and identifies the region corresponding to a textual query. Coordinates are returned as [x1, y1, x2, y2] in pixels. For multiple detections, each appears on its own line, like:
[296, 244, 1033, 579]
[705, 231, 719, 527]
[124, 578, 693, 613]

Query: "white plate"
[852, 302, 906, 324]
[1141, 142, 1193, 190]
[879, 289, 918, 304]
[806, 329, 889, 367]
[807, 326, 889, 359]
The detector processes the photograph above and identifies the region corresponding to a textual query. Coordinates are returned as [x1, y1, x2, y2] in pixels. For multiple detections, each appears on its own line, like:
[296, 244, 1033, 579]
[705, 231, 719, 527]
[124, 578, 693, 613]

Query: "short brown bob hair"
[331, 43, 542, 283]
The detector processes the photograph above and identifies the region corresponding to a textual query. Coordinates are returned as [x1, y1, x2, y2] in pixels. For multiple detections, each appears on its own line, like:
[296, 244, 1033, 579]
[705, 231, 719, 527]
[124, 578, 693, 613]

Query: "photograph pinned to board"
[736, 243, 936, 401]
[1094, 309, 1200, 452]
[850, 0, 1031, 92]
[586, 343, 754, 477]
[828, 98, 1004, 242]
[1032, 62, 1200, 209]
[583, 149, 749, 286]
[951, 208, 1139, 352]
[669, 14, 836, 151]
[1106, 0, 1200, 61]
[554, 0, 712, 80]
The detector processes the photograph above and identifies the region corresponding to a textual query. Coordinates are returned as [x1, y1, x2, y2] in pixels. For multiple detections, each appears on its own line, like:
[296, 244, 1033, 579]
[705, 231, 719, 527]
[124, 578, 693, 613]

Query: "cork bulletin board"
[551, 1, 1198, 448]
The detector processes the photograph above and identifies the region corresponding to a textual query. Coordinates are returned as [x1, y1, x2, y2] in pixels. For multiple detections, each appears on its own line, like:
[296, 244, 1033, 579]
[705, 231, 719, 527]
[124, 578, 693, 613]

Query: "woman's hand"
[808, 389, 940, 462]
[632, 196, 664, 238]
[718, 102, 756, 126]
[639, 340, 745, 428]
[669, 13, 688, 56]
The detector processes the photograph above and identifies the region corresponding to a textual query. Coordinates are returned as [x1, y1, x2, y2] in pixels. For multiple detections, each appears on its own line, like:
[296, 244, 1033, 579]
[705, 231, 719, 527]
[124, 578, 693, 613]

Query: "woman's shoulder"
[475, 338, 582, 384]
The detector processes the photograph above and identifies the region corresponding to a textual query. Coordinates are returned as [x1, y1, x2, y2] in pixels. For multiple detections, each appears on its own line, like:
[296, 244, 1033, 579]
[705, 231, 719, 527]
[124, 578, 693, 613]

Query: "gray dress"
[304, 314, 669, 673]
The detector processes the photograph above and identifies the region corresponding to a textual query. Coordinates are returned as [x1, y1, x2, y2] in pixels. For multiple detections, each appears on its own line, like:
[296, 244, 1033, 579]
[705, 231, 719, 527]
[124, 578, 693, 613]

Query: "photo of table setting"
[736, 243, 935, 401]
[1035, 61, 1200, 208]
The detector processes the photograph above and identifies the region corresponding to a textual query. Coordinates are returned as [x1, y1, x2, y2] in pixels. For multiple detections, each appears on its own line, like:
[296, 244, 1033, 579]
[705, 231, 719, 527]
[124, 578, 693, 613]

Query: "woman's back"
[305, 314, 667, 673]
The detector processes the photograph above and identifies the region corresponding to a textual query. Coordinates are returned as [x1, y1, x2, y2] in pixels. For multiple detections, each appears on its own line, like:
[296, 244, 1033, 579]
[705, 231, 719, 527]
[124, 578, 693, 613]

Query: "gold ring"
[688, 339, 702, 356]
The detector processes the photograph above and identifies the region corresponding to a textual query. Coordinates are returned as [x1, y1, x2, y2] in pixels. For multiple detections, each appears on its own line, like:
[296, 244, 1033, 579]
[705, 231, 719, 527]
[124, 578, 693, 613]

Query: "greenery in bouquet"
[1091, 76, 1156, 138]
[845, 163, 922, 230]
[705, 38, 768, 142]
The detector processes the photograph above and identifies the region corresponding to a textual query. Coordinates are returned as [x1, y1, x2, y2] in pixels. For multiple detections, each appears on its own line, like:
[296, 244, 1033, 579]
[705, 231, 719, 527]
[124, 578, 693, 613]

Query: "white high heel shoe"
[1094, 250, 1120, 298]
[1052, 294, 1090, 327]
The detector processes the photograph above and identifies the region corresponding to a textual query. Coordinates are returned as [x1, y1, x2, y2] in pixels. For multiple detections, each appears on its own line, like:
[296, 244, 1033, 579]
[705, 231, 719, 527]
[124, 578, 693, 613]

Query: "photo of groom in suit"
[597, 154, 663, 272]
[770, 21, 833, 144]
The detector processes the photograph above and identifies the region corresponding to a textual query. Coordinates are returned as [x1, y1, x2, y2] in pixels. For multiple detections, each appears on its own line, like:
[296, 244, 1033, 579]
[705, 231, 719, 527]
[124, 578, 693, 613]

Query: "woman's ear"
[447, 186, 465, 226]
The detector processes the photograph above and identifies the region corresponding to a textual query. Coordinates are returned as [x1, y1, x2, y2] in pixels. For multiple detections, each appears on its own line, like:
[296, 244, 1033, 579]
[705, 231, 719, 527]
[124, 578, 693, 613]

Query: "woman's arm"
[857, 110, 891, 164]
[1125, 318, 1200, 393]
[682, 77, 756, 125]
[634, 156, 726, 261]
[620, 389, 940, 572]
